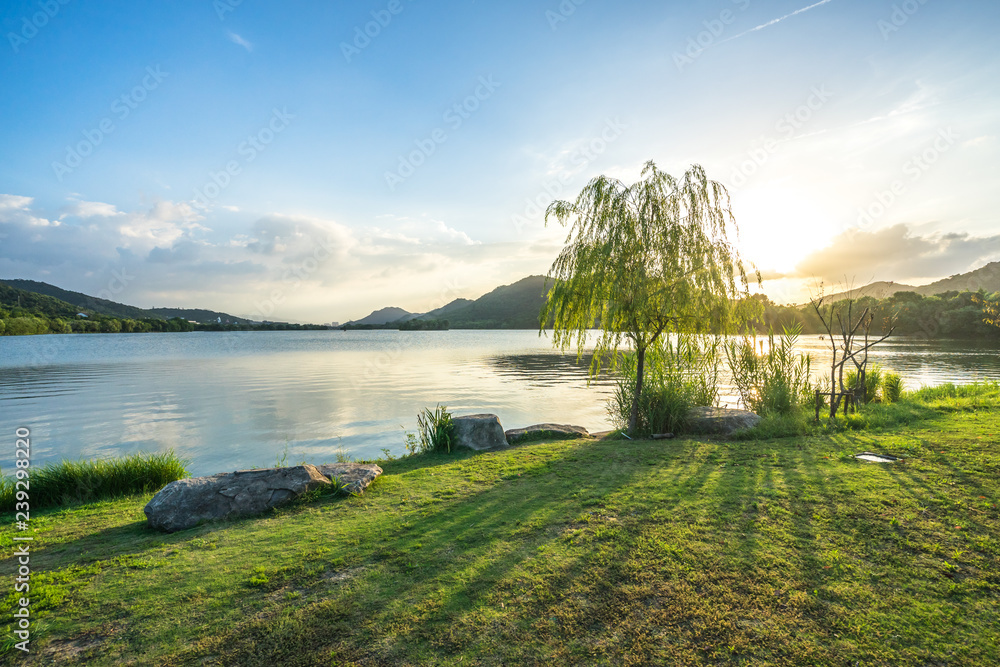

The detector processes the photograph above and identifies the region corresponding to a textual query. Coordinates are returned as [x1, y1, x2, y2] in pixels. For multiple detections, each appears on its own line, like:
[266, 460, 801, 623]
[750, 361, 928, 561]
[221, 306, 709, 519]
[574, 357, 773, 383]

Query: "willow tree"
[541, 161, 756, 435]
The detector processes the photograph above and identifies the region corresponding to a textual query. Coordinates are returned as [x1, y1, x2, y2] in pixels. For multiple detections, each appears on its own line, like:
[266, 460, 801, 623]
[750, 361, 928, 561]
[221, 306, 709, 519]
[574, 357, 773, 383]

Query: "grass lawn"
[2, 394, 998, 665]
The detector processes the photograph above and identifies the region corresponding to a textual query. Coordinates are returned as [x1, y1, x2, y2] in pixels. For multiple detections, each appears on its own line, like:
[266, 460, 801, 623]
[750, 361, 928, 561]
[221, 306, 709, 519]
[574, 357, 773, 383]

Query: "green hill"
[817, 262, 1000, 304]
[423, 275, 549, 329]
[1, 279, 251, 324]
[0, 282, 83, 319]
[0, 279, 154, 319]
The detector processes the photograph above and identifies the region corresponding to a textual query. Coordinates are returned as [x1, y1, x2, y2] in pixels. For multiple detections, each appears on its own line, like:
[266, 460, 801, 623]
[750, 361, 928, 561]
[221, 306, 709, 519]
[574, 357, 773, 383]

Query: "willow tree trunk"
[628, 345, 646, 435]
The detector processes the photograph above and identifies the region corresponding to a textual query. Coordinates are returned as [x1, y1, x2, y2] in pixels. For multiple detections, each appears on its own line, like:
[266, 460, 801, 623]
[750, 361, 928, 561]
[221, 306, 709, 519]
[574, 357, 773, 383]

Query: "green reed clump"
[724, 324, 812, 417]
[609, 334, 721, 436]
[846, 363, 885, 404]
[0, 450, 189, 510]
[882, 372, 903, 404]
[416, 404, 455, 454]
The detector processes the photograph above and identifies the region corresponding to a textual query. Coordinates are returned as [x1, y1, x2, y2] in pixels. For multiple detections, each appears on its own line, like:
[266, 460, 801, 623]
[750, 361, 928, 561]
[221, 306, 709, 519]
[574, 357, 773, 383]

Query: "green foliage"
[416, 404, 455, 454]
[748, 289, 1000, 340]
[846, 363, 885, 404]
[0, 451, 188, 510]
[398, 318, 449, 331]
[609, 335, 721, 435]
[542, 161, 755, 433]
[882, 372, 903, 403]
[724, 324, 812, 416]
[909, 381, 1000, 406]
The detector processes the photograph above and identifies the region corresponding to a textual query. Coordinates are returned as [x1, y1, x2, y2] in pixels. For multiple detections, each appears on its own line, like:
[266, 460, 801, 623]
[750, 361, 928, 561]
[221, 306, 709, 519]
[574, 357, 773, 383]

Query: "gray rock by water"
[145, 463, 377, 532]
[505, 423, 590, 444]
[315, 463, 383, 494]
[687, 407, 760, 435]
[452, 414, 509, 451]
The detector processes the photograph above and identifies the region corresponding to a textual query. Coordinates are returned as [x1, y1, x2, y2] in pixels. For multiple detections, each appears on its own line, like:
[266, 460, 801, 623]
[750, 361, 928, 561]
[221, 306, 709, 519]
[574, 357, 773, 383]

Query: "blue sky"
[1, 0, 998, 322]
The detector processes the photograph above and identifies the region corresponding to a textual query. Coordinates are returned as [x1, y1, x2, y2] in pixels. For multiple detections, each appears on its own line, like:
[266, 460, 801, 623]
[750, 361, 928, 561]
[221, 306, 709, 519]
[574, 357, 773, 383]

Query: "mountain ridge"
[815, 262, 1000, 303]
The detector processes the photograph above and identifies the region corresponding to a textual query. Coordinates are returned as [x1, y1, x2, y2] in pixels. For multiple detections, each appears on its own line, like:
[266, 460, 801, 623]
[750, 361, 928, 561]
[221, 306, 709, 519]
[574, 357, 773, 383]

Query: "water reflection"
[486, 353, 616, 387]
[0, 331, 997, 476]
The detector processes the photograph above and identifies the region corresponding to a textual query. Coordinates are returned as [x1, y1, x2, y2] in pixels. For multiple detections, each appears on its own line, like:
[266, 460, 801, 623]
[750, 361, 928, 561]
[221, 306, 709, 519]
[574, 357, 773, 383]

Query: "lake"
[1, 330, 998, 476]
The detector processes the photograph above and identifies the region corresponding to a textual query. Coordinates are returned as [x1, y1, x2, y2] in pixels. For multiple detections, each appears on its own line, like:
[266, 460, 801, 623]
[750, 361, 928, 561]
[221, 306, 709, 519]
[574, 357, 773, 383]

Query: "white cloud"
[0, 196, 554, 322]
[720, 0, 835, 44]
[791, 224, 1000, 284]
[227, 31, 253, 52]
[0, 194, 33, 211]
[60, 200, 122, 219]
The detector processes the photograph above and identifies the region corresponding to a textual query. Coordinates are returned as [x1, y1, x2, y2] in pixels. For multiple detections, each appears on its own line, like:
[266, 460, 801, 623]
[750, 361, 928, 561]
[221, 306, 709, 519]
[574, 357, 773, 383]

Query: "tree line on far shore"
[749, 289, 1000, 340]
[0, 307, 330, 336]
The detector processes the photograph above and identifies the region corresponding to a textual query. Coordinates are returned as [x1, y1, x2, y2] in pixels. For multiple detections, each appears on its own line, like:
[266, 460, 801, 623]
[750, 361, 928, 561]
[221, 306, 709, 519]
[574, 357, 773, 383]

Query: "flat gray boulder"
[687, 407, 760, 435]
[315, 463, 383, 494]
[505, 423, 590, 444]
[145, 464, 332, 533]
[452, 414, 509, 451]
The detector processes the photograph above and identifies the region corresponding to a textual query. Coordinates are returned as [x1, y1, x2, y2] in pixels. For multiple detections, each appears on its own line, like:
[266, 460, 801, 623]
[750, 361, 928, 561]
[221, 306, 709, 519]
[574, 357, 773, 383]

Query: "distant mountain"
[1, 279, 253, 324]
[344, 276, 550, 330]
[347, 306, 413, 326]
[423, 298, 475, 319]
[0, 282, 83, 318]
[917, 261, 1000, 295]
[820, 262, 1000, 303]
[817, 281, 917, 303]
[415, 275, 550, 329]
[1, 279, 154, 319]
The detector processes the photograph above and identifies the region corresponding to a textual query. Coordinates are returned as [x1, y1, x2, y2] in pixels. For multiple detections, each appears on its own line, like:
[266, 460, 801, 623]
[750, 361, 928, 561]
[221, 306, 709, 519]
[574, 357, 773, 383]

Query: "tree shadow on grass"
[189, 435, 719, 665]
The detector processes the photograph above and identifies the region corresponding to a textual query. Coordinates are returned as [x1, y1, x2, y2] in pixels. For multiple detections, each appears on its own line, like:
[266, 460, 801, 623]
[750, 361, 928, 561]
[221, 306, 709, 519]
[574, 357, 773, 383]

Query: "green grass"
[1, 389, 999, 665]
[0, 451, 188, 510]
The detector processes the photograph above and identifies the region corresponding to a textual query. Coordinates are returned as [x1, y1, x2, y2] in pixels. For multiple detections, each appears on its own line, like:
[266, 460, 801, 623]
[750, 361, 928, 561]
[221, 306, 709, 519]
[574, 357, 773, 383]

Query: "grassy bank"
[2, 394, 998, 665]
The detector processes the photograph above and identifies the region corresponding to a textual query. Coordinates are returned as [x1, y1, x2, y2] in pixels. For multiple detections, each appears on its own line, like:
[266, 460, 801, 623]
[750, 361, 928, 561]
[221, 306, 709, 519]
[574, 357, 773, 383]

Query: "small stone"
[314, 463, 383, 494]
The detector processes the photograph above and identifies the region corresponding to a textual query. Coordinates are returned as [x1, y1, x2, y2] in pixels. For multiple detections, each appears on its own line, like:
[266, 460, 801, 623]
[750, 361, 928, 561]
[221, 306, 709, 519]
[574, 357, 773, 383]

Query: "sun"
[729, 185, 839, 276]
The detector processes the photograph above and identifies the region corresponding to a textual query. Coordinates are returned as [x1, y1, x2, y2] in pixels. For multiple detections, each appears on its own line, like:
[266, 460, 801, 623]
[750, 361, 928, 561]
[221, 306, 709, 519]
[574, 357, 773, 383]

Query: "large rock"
[145, 464, 332, 532]
[505, 423, 590, 445]
[687, 407, 760, 435]
[452, 414, 509, 451]
[315, 463, 383, 494]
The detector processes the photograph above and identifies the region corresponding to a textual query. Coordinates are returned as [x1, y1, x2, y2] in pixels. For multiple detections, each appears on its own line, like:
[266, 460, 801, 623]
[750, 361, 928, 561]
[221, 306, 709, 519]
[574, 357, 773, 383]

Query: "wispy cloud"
[720, 0, 835, 44]
[227, 31, 253, 52]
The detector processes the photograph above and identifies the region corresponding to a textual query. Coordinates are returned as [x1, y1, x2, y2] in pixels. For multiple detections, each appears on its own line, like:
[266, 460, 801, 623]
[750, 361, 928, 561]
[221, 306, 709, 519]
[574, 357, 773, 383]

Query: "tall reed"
[724, 324, 812, 417]
[609, 334, 722, 436]
[0, 450, 189, 510]
[416, 404, 455, 453]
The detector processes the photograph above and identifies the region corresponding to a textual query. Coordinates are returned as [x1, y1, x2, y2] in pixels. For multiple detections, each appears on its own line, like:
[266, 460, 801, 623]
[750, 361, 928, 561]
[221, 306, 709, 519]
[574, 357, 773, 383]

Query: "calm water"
[1, 331, 998, 476]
